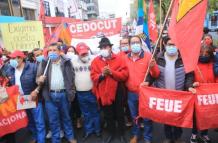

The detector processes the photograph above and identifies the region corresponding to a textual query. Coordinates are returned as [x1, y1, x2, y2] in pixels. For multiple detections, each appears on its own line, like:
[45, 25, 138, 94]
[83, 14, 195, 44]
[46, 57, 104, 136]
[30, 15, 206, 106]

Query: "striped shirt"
[50, 62, 65, 90]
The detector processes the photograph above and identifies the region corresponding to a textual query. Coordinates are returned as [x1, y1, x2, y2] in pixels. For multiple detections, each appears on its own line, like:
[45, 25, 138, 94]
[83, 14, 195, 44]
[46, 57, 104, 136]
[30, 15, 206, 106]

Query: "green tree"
[208, 0, 218, 13]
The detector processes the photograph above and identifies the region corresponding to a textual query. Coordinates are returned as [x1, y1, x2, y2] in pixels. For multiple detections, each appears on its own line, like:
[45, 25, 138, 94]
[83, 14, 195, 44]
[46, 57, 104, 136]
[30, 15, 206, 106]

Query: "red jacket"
[125, 51, 160, 93]
[194, 62, 215, 83]
[91, 54, 128, 106]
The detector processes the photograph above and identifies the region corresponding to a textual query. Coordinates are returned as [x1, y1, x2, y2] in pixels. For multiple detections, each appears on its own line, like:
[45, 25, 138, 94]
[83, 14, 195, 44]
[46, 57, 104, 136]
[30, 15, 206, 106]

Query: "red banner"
[0, 86, 28, 137]
[195, 83, 218, 130]
[139, 86, 194, 128]
[68, 18, 122, 39]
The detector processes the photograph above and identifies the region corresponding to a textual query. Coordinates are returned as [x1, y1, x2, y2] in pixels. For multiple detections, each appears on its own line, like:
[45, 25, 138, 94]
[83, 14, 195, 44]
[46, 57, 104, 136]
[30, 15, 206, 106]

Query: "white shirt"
[164, 53, 178, 90]
[15, 68, 24, 95]
[50, 62, 65, 90]
[71, 56, 94, 91]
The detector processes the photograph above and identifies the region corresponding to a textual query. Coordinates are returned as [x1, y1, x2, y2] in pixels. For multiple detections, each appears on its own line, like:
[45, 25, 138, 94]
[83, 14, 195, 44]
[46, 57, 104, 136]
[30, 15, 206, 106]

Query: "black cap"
[98, 37, 113, 48]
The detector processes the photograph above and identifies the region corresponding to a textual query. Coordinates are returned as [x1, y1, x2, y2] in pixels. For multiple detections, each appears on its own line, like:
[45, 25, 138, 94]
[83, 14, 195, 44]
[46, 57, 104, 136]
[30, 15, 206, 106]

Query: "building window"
[211, 15, 218, 27]
[44, 1, 51, 16]
[55, 7, 65, 17]
[23, 8, 35, 20]
[0, 0, 10, 16]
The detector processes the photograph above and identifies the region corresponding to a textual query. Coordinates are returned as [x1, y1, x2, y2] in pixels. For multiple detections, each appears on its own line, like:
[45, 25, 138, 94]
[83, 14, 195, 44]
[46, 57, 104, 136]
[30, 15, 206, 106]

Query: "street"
[4, 122, 218, 143]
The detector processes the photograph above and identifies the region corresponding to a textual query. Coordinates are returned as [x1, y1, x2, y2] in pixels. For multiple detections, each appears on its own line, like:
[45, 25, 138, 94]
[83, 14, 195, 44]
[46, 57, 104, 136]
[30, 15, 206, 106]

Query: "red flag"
[139, 86, 194, 128]
[38, 0, 45, 21]
[195, 83, 218, 130]
[148, 0, 158, 42]
[168, 0, 208, 73]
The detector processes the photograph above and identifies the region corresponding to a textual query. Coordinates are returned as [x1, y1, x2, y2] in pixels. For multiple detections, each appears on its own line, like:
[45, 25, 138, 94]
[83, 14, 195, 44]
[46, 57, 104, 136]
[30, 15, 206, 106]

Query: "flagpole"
[159, 0, 162, 25]
[143, 0, 175, 82]
[159, 0, 163, 52]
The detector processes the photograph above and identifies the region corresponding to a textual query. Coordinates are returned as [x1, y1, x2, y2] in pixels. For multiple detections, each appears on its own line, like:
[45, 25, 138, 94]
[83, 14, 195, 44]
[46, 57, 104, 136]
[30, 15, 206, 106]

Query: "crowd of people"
[0, 31, 218, 143]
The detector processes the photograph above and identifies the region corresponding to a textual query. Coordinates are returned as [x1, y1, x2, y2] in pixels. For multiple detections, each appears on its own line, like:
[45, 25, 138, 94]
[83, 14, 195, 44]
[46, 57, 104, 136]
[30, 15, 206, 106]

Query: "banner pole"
[143, 0, 175, 82]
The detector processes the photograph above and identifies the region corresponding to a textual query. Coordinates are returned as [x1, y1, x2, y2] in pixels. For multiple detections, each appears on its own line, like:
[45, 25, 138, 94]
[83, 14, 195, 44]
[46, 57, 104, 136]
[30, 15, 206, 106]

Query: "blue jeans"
[45, 92, 75, 143]
[77, 91, 101, 135]
[128, 91, 152, 141]
[27, 102, 46, 143]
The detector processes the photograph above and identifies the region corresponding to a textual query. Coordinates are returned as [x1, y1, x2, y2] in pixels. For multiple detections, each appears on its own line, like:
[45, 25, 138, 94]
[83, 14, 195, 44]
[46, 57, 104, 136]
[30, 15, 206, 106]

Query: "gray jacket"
[36, 56, 76, 101]
[154, 53, 194, 91]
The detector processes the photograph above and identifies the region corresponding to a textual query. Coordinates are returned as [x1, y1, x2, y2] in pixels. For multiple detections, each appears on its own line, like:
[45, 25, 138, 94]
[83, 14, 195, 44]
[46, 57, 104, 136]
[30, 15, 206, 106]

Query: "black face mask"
[199, 56, 211, 63]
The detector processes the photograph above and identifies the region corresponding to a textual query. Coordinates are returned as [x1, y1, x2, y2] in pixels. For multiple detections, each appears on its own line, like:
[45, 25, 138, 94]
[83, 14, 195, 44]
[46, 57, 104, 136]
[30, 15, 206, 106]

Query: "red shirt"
[194, 62, 215, 83]
[91, 54, 128, 105]
[125, 52, 160, 93]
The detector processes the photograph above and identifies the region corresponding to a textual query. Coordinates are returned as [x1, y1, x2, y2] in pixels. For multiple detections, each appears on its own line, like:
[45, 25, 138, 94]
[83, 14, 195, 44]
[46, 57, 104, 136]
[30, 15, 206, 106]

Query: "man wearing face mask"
[154, 38, 194, 143]
[118, 36, 133, 127]
[32, 48, 44, 63]
[91, 37, 128, 143]
[71, 43, 101, 141]
[125, 35, 160, 143]
[7, 50, 46, 143]
[119, 36, 130, 56]
[36, 43, 77, 143]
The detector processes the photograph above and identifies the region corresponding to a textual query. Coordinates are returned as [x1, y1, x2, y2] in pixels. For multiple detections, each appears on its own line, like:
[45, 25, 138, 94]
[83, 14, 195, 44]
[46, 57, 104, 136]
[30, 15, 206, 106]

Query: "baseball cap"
[75, 43, 89, 56]
[9, 50, 26, 58]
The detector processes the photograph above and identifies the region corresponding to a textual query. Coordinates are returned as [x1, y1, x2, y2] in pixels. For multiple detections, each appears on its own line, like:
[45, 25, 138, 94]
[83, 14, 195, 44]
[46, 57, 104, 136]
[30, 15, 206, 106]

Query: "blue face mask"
[166, 46, 178, 56]
[36, 55, 44, 63]
[131, 44, 141, 54]
[10, 59, 18, 68]
[48, 52, 59, 61]
[199, 56, 210, 63]
[121, 46, 129, 52]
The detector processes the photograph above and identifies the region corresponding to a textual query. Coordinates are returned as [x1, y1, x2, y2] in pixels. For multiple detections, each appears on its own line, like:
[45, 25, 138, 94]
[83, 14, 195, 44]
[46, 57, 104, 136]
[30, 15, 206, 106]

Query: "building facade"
[87, 0, 99, 19]
[68, 0, 88, 20]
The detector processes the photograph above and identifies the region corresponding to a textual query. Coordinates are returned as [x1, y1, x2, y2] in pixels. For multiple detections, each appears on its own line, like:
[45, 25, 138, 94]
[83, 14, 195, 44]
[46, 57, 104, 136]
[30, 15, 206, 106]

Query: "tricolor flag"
[169, 0, 208, 73]
[47, 23, 72, 46]
[136, 0, 151, 50]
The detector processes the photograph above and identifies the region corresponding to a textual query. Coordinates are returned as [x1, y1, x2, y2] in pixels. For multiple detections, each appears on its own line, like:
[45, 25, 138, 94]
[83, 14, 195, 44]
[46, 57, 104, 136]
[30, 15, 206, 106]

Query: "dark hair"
[32, 48, 43, 53]
[129, 35, 142, 45]
[203, 27, 209, 34]
[120, 36, 130, 44]
[203, 34, 213, 40]
[66, 46, 76, 54]
[163, 36, 171, 45]
[49, 43, 60, 50]
[200, 44, 214, 59]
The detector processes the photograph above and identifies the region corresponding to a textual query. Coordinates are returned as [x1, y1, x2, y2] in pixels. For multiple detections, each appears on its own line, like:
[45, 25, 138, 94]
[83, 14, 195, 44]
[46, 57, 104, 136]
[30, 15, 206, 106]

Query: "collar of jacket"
[127, 51, 145, 59]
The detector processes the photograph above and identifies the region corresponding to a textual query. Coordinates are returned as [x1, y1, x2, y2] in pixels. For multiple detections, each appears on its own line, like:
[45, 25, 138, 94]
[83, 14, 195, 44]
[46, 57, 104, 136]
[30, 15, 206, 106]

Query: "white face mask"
[100, 49, 110, 58]
[80, 55, 90, 63]
[66, 52, 75, 59]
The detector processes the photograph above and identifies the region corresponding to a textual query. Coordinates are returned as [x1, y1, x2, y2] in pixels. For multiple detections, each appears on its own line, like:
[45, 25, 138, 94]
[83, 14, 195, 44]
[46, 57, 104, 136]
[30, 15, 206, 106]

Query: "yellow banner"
[0, 21, 45, 51]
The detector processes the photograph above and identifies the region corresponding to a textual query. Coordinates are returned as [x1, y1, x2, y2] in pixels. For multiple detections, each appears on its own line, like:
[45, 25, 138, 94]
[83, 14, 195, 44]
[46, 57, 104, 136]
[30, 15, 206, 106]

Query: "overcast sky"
[98, 0, 132, 21]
